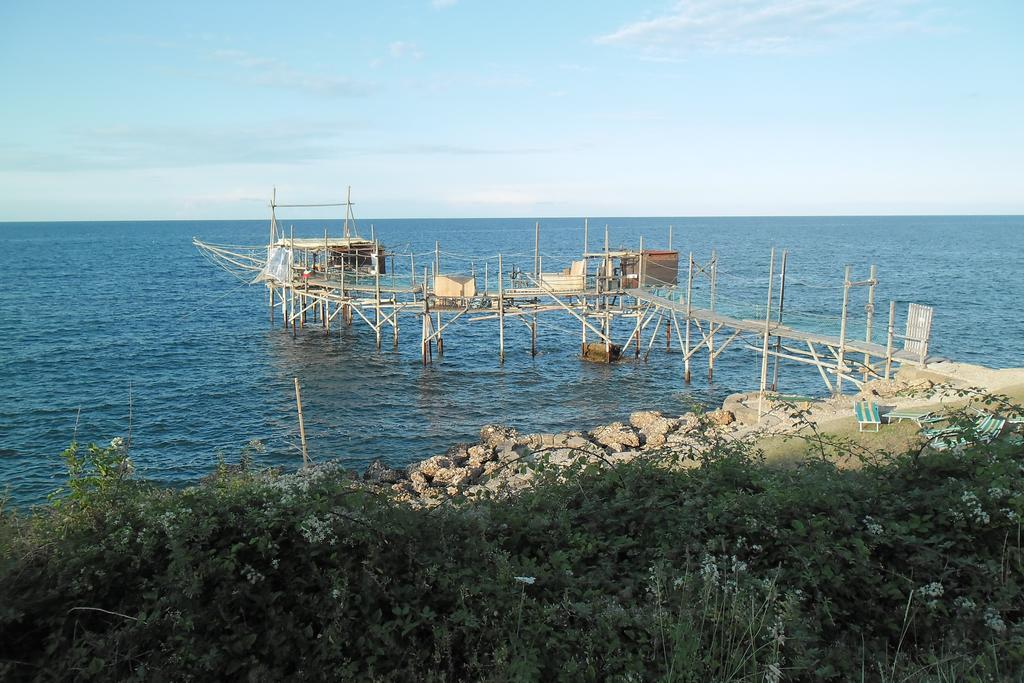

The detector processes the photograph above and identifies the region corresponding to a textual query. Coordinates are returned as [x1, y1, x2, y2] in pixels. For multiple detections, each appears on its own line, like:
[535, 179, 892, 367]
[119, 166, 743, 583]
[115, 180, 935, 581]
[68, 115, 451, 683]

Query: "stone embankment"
[362, 407, 739, 506]
[359, 365, 1023, 507]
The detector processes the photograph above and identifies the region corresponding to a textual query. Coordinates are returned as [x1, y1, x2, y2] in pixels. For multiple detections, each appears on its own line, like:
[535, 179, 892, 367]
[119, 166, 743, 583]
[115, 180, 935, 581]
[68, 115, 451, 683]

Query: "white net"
[255, 247, 292, 284]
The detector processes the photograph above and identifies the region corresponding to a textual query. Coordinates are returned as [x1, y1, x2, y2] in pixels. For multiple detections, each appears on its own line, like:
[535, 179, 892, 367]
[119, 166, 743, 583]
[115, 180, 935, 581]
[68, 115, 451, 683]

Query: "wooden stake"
[684, 253, 693, 383]
[294, 377, 309, 467]
[863, 264, 877, 382]
[885, 300, 896, 380]
[757, 248, 777, 420]
[708, 250, 717, 380]
[770, 250, 788, 391]
[498, 254, 505, 363]
[836, 265, 852, 396]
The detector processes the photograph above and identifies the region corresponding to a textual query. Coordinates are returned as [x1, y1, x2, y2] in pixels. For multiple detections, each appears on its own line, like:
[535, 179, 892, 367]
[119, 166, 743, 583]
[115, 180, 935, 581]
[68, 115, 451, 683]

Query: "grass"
[759, 382, 1024, 465]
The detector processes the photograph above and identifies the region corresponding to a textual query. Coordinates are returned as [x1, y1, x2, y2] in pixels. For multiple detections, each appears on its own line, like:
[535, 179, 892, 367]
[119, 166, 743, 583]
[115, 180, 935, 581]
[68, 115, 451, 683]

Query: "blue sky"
[1, 0, 1021, 220]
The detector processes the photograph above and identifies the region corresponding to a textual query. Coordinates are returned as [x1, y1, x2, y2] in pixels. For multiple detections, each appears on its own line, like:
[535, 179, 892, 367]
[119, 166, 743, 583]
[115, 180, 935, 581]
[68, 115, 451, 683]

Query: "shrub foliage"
[1, 417, 1023, 681]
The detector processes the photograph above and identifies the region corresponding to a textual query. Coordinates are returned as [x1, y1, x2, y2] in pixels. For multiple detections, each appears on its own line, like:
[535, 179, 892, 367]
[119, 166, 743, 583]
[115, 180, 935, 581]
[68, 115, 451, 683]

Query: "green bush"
[1, 421, 1022, 681]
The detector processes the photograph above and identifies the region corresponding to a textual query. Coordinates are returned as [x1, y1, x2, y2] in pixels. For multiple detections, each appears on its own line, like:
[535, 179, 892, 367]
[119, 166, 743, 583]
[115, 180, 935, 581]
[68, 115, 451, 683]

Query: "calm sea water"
[1, 216, 1021, 506]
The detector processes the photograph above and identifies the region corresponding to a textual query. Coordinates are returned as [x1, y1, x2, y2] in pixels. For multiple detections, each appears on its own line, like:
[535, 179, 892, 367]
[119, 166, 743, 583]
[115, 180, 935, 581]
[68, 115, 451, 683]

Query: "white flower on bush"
[110, 436, 125, 450]
[241, 564, 265, 585]
[299, 514, 336, 545]
[513, 576, 535, 585]
[960, 491, 990, 525]
[699, 554, 720, 587]
[863, 516, 884, 536]
[953, 596, 976, 612]
[919, 581, 944, 609]
[984, 607, 1006, 633]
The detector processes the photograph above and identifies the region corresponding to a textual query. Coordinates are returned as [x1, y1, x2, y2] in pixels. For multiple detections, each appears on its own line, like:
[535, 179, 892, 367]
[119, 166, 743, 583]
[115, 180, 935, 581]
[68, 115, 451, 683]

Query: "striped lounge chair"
[854, 401, 881, 432]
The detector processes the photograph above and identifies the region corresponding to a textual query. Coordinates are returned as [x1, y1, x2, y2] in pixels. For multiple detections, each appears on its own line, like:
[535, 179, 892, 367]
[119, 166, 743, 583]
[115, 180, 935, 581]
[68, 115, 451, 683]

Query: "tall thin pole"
[294, 378, 309, 467]
[863, 264, 877, 382]
[684, 253, 693, 383]
[374, 241, 382, 350]
[532, 222, 539, 357]
[434, 242, 443, 355]
[583, 218, 589, 255]
[836, 265, 852, 396]
[884, 300, 896, 380]
[708, 250, 717, 380]
[757, 248, 777, 420]
[498, 253, 505, 363]
[668, 224, 673, 251]
[770, 250, 788, 391]
[343, 185, 352, 238]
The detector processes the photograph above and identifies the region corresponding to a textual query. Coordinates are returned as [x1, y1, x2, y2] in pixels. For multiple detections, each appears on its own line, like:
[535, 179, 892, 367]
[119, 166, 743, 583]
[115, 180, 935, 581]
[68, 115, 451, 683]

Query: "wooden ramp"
[627, 286, 937, 395]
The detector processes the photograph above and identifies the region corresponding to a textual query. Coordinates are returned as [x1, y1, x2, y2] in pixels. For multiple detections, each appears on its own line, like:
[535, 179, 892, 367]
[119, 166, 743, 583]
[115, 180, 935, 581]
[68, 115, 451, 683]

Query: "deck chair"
[922, 414, 993, 440]
[854, 401, 881, 432]
[881, 409, 940, 426]
[927, 415, 1006, 451]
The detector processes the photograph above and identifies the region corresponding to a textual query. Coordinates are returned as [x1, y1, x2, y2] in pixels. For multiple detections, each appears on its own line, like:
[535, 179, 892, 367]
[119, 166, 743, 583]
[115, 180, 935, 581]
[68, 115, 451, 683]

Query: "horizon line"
[2, 212, 1023, 225]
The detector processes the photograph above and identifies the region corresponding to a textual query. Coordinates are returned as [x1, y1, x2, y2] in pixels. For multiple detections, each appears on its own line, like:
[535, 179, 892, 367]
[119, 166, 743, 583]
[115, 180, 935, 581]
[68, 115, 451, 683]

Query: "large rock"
[467, 444, 496, 467]
[480, 424, 518, 448]
[607, 450, 641, 465]
[445, 443, 471, 465]
[495, 439, 532, 463]
[409, 455, 453, 480]
[432, 465, 482, 488]
[363, 459, 403, 485]
[590, 422, 642, 450]
[630, 410, 676, 448]
[629, 410, 662, 431]
[676, 413, 701, 433]
[722, 393, 760, 425]
[707, 409, 735, 426]
[565, 434, 604, 455]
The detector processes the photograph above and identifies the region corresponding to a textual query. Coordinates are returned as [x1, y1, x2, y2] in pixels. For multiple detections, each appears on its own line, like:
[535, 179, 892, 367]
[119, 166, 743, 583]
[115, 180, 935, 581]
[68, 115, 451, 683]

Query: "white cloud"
[210, 48, 373, 96]
[595, 0, 939, 56]
[388, 41, 425, 60]
[431, 0, 458, 8]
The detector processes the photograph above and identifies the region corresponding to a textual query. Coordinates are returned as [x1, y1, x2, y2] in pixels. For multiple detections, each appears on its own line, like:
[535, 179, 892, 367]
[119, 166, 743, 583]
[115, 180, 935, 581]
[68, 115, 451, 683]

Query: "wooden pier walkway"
[194, 189, 942, 422]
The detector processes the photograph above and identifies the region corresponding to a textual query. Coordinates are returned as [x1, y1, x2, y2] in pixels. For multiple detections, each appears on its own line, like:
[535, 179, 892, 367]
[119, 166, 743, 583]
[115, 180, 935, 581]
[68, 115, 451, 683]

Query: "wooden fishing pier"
[194, 190, 937, 420]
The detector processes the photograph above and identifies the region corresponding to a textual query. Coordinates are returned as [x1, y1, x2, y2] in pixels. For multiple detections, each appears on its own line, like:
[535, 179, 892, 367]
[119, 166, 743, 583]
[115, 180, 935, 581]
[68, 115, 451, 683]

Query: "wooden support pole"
[885, 300, 896, 380]
[422, 267, 430, 364]
[770, 250, 788, 391]
[374, 243, 382, 350]
[532, 222, 539, 357]
[863, 264, 877, 382]
[498, 254, 505, 363]
[684, 252, 693, 383]
[708, 250, 717, 380]
[757, 248, 777, 420]
[806, 341, 835, 394]
[294, 377, 309, 467]
[393, 297, 399, 348]
[836, 265, 852, 396]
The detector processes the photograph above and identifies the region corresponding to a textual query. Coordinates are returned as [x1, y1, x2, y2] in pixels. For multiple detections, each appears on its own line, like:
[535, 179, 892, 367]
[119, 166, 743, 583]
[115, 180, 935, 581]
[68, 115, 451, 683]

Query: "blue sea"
[1, 216, 1022, 506]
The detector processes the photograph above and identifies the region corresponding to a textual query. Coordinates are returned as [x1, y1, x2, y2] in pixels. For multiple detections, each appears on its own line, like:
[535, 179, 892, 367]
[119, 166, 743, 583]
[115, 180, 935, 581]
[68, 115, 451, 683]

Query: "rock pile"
[376, 410, 720, 506]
